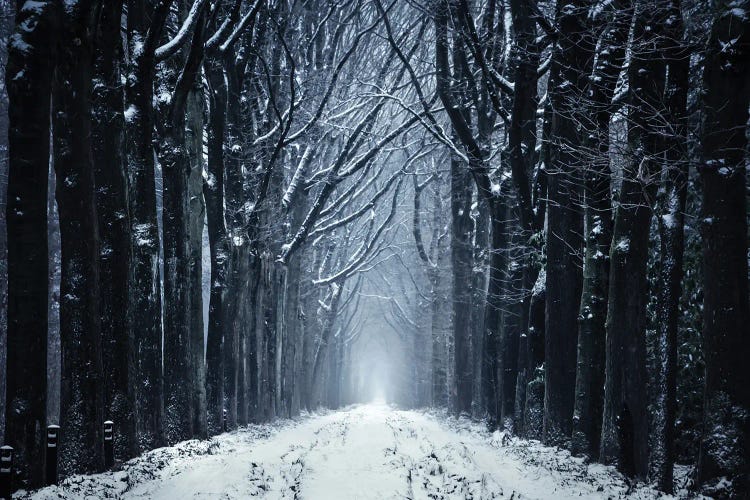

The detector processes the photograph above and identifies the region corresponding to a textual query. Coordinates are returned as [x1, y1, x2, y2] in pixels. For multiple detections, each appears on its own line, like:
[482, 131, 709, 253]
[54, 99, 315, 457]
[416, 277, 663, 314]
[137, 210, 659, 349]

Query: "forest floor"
[20, 404, 702, 499]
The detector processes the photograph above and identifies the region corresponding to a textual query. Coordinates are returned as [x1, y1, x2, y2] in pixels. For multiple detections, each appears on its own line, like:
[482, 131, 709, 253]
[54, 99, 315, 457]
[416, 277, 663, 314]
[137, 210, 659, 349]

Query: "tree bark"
[571, 2, 628, 459]
[186, 76, 207, 440]
[600, 0, 664, 479]
[53, 0, 104, 475]
[696, 1, 750, 495]
[159, 8, 206, 445]
[483, 199, 506, 426]
[92, 0, 138, 462]
[4, 0, 56, 487]
[203, 55, 228, 436]
[125, 0, 170, 451]
[651, 0, 688, 491]
[543, 0, 593, 447]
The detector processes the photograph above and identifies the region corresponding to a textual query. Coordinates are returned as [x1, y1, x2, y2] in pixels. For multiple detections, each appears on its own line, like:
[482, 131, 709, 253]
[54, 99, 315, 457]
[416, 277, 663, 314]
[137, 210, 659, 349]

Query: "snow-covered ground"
[20, 404, 702, 499]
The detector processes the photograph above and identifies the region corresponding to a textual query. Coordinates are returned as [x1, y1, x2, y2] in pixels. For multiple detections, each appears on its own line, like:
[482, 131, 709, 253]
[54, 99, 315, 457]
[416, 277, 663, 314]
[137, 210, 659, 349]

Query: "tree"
[92, 0, 138, 461]
[571, 0, 629, 459]
[600, 0, 666, 479]
[157, 0, 208, 445]
[53, 0, 105, 474]
[4, 0, 57, 487]
[125, 0, 171, 451]
[696, 0, 750, 495]
[543, 0, 594, 448]
[651, 0, 689, 490]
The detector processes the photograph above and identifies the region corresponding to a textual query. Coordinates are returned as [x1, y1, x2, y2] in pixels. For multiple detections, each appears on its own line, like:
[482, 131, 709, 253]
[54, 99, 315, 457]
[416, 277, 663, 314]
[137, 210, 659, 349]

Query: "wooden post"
[0, 446, 13, 499]
[222, 408, 227, 433]
[103, 421, 114, 469]
[46, 425, 60, 486]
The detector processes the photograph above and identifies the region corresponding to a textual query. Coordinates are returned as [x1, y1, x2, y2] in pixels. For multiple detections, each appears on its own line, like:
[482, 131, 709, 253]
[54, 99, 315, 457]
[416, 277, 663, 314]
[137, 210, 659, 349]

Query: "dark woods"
[0, 0, 747, 498]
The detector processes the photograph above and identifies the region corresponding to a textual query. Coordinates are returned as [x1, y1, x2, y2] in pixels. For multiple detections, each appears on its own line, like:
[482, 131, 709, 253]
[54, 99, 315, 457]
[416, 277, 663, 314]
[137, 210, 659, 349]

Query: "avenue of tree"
[0, 0, 748, 497]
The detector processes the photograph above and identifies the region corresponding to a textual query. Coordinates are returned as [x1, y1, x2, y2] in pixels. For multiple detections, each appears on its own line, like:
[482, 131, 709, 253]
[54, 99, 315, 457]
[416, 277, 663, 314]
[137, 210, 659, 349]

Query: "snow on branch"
[313, 179, 403, 285]
[155, 0, 208, 62]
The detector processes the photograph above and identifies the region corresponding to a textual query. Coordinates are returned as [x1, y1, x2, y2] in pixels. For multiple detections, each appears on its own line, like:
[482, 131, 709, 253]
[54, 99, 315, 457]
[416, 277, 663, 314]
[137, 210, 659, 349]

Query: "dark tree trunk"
[506, 0, 539, 234]
[92, 0, 138, 462]
[543, 0, 593, 447]
[524, 276, 546, 440]
[186, 79, 207, 440]
[203, 56, 228, 436]
[696, 1, 750, 495]
[433, 1, 481, 415]
[506, 0, 541, 435]
[311, 284, 342, 407]
[483, 200, 506, 425]
[159, 10, 206, 445]
[449, 150, 474, 415]
[53, 1, 104, 475]
[600, 0, 664, 479]
[571, 2, 628, 459]
[47, 164, 61, 429]
[0, 0, 11, 451]
[651, 0, 688, 491]
[430, 262, 449, 408]
[471, 197, 488, 416]
[222, 45, 251, 428]
[4, 0, 56, 487]
[500, 207, 523, 431]
[125, 0, 169, 451]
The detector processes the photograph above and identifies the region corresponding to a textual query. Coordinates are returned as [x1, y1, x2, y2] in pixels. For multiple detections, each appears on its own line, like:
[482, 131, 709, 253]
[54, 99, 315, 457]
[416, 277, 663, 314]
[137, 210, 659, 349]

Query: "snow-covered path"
[25, 404, 687, 499]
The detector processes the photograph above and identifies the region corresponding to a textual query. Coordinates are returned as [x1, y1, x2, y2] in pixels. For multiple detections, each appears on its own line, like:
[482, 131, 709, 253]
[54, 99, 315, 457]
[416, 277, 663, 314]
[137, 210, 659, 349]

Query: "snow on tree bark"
[651, 0, 689, 491]
[696, 1, 750, 495]
[125, 0, 170, 452]
[571, 0, 629, 460]
[4, 0, 56, 487]
[53, 0, 105, 476]
[600, 0, 666, 479]
[543, 0, 593, 448]
[92, 0, 138, 462]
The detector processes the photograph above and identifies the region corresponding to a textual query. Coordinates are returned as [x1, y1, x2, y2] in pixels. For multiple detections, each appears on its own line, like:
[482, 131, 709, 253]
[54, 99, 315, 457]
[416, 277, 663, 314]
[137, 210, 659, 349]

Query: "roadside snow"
[19, 404, 704, 499]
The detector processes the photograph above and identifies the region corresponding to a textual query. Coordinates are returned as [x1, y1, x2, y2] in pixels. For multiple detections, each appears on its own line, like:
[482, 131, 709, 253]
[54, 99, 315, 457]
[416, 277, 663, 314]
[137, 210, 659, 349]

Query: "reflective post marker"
[103, 421, 114, 469]
[0, 446, 13, 499]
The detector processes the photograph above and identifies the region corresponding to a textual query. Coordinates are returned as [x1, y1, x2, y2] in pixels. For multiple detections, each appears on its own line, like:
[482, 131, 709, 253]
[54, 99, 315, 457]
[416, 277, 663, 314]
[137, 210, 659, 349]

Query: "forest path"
[27, 404, 679, 499]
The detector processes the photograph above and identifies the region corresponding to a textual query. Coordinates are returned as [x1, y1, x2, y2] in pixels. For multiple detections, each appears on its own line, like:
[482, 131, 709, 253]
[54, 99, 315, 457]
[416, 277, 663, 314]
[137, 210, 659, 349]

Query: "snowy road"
[26, 404, 686, 499]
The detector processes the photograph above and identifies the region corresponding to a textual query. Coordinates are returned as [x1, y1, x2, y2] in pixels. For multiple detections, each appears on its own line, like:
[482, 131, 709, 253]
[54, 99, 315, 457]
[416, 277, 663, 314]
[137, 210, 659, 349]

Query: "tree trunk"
[544, 0, 593, 447]
[126, 0, 167, 451]
[92, 0, 138, 461]
[600, 0, 664, 479]
[159, 10, 206, 445]
[4, 0, 56, 487]
[696, 1, 750, 495]
[186, 80, 207, 440]
[203, 56, 228, 436]
[500, 204, 523, 431]
[651, 0, 688, 490]
[506, 0, 541, 436]
[523, 270, 546, 440]
[430, 259, 449, 408]
[53, 1, 104, 475]
[483, 199, 506, 426]
[449, 149, 474, 415]
[471, 197, 488, 416]
[311, 284, 342, 407]
[571, 2, 628, 459]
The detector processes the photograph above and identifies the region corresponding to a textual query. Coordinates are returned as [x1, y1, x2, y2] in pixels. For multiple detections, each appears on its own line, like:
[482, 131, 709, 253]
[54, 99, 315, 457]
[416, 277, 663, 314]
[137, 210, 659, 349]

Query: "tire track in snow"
[384, 411, 504, 499]
[25, 405, 691, 499]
